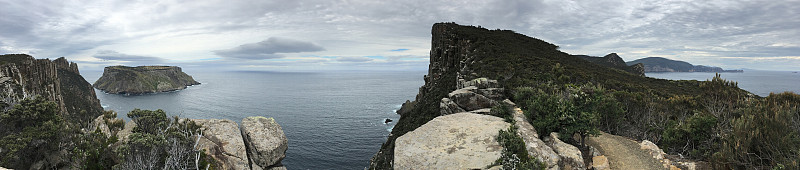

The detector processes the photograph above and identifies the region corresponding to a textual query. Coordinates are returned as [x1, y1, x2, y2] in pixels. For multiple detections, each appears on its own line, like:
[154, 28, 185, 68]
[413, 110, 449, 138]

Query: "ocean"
[646, 70, 800, 97]
[81, 70, 425, 170]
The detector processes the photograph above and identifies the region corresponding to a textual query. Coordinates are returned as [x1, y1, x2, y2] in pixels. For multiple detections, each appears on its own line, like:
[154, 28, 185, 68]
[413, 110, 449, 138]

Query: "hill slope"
[626, 57, 743, 72]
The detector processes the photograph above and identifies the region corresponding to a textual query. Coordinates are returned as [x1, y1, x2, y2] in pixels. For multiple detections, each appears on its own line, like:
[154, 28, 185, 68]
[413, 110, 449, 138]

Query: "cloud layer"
[213, 37, 325, 60]
[1, 0, 798, 71]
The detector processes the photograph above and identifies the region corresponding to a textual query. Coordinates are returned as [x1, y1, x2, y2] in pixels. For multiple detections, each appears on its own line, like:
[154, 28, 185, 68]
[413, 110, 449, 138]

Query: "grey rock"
[461, 78, 499, 89]
[242, 117, 288, 168]
[512, 107, 560, 169]
[448, 87, 499, 111]
[193, 119, 250, 170]
[116, 121, 137, 143]
[394, 112, 509, 170]
[440, 97, 466, 115]
[468, 108, 492, 115]
[91, 115, 112, 137]
[475, 88, 506, 101]
[543, 133, 585, 170]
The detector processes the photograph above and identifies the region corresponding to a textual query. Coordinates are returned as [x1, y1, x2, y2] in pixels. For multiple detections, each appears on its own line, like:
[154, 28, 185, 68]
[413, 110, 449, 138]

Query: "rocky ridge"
[93, 65, 200, 94]
[0, 54, 103, 126]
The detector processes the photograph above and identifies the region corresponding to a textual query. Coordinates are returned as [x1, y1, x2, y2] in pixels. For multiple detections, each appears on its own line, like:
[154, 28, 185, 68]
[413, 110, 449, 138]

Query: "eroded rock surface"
[193, 119, 250, 170]
[394, 113, 509, 169]
[242, 116, 288, 169]
[543, 133, 585, 170]
[512, 108, 560, 169]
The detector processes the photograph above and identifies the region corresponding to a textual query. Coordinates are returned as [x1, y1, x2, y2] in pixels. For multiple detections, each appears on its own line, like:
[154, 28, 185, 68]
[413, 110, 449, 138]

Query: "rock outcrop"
[93, 66, 200, 94]
[242, 117, 288, 169]
[193, 119, 251, 170]
[512, 107, 560, 169]
[543, 133, 585, 170]
[394, 112, 509, 169]
[0, 54, 103, 126]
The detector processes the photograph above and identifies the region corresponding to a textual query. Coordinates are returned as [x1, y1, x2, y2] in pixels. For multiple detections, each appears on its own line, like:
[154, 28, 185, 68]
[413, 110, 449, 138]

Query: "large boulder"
[543, 133, 585, 170]
[193, 119, 250, 170]
[394, 112, 509, 169]
[448, 86, 499, 111]
[512, 108, 560, 169]
[242, 117, 288, 169]
[439, 98, 466, 115]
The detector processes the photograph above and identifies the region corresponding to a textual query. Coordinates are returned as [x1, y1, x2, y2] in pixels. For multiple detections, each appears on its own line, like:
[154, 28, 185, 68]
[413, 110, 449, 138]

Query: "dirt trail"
[585, 132, 665, 170]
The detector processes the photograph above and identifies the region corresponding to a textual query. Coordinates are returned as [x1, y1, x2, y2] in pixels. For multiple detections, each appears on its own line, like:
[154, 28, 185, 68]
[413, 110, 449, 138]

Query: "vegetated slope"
[93, 65, 200, 94]
[626, 57, 742, 72]
[369, 23, 712, 169]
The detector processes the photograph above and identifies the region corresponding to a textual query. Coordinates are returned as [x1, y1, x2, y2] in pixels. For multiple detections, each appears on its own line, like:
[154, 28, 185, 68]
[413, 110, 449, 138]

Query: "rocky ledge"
[93, 66, 200, 94]
[100, 116, 288, 170]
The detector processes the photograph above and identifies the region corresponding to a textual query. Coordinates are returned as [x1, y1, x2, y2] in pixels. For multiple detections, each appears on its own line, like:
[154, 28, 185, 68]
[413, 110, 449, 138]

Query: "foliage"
[713, 92, 800, 169]
[0, 97, 64, 169]
[490, 103, 514, 123]
[120, 109, 214, 170]
[514, 83, 613, 146]
[494, 125, 546, 170]
[661, 113, 718, 159]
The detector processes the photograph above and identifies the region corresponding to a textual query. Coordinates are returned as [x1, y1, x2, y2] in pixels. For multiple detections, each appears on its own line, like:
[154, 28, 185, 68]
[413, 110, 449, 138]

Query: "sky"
[1, 0, 799, 71]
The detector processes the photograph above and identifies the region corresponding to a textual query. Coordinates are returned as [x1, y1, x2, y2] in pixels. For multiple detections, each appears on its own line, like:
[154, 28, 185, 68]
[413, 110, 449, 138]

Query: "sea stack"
[93, 66, 200, 94]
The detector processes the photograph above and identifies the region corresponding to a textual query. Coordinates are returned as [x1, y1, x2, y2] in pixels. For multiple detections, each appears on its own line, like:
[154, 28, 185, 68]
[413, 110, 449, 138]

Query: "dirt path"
[585, 132, 665, 170]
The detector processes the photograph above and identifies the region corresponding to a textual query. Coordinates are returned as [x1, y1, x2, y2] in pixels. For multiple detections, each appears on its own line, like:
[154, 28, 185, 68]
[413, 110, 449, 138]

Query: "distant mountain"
[626, 57, 743, 73]
[574, 53, 645, 76]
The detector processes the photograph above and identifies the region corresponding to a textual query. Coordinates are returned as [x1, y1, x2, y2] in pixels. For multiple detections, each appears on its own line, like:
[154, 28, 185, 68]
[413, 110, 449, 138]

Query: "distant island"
[626, 57, 743, 73]
[93, 66, 200, 94]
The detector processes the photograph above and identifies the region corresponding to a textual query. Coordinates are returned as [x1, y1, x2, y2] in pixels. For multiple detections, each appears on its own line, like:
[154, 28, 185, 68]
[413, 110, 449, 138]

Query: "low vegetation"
[0, 97, 214, 169]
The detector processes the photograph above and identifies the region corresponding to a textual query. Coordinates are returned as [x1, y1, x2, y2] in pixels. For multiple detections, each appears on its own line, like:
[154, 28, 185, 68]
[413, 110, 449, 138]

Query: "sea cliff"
[93, 66, 200, 94]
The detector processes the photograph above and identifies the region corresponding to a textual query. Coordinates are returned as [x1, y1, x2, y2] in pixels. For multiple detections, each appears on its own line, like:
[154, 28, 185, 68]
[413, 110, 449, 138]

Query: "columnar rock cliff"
[0, 54, 102, 125]
[93, 66, 200, 94]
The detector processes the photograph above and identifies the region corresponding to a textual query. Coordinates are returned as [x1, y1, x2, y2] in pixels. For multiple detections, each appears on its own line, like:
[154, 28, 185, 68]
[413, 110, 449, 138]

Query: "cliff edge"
[93, 66, 200, 94]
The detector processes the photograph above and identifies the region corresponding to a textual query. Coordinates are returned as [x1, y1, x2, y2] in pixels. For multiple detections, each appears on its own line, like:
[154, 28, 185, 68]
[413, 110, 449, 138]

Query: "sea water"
[646, 70, 800, 96]
[82, 70, 425, 169]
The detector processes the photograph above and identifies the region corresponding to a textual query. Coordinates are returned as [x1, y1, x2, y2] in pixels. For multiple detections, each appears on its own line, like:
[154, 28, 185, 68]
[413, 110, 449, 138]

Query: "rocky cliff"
[626, 57, 743, 73]
[0, 54, 103, 125]
[93, 66, 200, 94]
[370, 23, 701, 169]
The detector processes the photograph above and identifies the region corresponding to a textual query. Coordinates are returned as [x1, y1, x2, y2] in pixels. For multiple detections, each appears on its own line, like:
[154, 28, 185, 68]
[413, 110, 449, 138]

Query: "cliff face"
[93, 66, 200, 94]
[0, 54, 102, 125]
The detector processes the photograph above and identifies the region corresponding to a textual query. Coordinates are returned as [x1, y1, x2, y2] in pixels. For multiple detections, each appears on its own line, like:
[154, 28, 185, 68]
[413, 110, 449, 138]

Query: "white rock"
[394, 112, 509, 170]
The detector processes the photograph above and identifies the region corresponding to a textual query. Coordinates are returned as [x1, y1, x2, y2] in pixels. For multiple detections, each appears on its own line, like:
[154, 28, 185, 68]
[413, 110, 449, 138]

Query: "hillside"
[626, 57, 743, 72]
[370, 23, 798, 169]
[93, 65, 200, 94]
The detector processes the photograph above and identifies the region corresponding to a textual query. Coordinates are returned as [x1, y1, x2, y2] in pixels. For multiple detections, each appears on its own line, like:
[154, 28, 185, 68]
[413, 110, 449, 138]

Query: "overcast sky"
[1, 0, 799, 71]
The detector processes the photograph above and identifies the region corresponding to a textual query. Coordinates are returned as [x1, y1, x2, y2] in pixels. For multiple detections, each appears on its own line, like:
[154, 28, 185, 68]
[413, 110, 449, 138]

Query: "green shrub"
[494, 125, 545, 170]
[714, 92, 800, 169]
[0, 97, 64, 169]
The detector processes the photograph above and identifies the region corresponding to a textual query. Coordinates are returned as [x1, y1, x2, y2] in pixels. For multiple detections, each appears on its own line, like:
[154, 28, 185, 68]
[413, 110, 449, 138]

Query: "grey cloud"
[93, 50, 164, 64]
[336, 56, 374, 63]
[213, 37, 325, 60]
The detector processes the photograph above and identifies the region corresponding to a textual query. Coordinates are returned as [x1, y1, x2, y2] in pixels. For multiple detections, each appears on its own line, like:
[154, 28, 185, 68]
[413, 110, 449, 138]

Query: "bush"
[0, 97, 64, 169]
[661, 112, 718, 159]
[714, 92, 800, 169]
[494, 125, 545, 170]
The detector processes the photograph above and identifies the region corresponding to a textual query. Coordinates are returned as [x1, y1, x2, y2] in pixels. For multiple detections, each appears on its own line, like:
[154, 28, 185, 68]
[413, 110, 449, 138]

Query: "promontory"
[93, 66, 200, 94]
